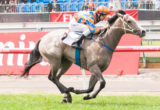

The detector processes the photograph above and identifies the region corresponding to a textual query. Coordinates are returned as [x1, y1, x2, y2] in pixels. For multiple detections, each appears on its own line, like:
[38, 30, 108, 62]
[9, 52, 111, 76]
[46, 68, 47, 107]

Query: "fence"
[1, 46, 160, 54]
[0, 46, 159, 74]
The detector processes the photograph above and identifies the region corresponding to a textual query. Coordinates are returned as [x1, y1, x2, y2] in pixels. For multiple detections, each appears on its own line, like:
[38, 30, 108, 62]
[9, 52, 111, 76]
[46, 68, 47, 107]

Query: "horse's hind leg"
[56, 58, 74, 103]
[56, 58, 72, 80]
[48, 58, 73, 103]
[48, 72, 72, 103]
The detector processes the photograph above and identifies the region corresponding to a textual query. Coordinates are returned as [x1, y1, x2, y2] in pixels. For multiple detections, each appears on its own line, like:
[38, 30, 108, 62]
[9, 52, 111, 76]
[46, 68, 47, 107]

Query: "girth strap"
[75, 48, 81, 66]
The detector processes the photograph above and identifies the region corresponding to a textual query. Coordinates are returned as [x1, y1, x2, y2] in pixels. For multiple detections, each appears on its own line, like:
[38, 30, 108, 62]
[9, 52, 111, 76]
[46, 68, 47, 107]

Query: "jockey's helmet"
[95, 5, 109, 15]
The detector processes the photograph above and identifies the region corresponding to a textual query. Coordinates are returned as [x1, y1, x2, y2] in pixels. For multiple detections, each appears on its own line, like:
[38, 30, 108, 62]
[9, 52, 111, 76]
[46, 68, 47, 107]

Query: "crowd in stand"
[0, 0, 159, 13]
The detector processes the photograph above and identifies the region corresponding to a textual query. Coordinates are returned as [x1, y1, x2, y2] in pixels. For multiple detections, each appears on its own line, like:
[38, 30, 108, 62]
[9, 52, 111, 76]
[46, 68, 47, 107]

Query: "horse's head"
[117, 13, 146, 37]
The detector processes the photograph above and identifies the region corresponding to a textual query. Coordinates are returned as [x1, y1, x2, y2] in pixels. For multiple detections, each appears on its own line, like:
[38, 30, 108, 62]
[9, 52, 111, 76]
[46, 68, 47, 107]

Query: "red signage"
[50, 10, 138, 22]
[0, 32, 48, 75]
[0, 32, 141, 75]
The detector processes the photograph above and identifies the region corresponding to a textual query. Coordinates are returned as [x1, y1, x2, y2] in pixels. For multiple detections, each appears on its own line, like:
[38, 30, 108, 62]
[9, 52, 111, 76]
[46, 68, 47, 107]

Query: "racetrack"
[1, 69, 160, 96]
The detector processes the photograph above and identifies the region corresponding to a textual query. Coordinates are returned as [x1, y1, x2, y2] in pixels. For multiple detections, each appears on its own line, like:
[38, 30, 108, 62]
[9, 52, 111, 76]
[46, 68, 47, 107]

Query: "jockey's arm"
[101, 21, 110, 31]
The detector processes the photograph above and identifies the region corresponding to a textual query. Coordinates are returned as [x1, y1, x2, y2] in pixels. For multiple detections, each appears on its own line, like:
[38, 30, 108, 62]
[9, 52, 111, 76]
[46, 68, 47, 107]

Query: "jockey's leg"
[76, 29, 91, 44]
[69, 18, 90, 49]
[72, 29, 91, 48]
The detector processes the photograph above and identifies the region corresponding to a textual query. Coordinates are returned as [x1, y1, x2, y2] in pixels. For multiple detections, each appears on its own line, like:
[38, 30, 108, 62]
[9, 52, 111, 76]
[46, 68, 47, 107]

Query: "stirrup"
[72, 43, 82, 49]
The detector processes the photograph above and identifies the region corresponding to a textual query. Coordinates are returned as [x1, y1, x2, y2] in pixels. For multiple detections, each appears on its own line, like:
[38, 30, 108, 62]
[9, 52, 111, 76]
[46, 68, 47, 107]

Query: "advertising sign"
[0, 32, 141, 75]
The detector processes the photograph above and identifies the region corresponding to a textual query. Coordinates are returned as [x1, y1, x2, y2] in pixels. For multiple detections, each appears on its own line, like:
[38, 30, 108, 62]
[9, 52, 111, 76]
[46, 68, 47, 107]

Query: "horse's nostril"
[142, 30, 146, 35]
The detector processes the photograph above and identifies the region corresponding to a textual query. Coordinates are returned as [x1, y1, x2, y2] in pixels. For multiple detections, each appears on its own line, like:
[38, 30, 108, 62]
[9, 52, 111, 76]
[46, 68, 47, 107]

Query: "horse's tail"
[21, 40, 42, 77]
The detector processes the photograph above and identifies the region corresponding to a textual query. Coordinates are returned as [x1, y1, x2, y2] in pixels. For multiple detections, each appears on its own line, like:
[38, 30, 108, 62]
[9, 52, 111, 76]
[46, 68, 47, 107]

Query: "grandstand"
[16, 0, 110, 12]
[0, 0, 157, 13]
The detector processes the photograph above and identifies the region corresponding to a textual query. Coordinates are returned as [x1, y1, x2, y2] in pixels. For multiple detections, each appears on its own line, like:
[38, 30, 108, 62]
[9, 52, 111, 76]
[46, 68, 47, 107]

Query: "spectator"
[146, 0, 153, 9]
[88, 0, 96, 11]
[21, 0, 27, 3]
[1, 0, 9, 4]
[120, 0, 127, 9]
[9, 0, 16, 12]
[31, 0, 36, 2]
[82, 0, 89, 11]
[152, 0, 159, 9]
[53, 0, 60, 11]
[109, 0, 122, 10]
[0, 0, 3, 4]
[138, 0, 145, 9]
[111, 0, 122, 10]
[127, 0, 134, 9]
[2, 0, 10, 12]
[48, 2, 53, 12]
[108, 0, 114, 10]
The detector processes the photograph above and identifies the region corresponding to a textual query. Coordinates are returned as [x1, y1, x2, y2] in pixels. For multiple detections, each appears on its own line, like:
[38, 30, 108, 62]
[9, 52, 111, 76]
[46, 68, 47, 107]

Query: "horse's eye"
[128, 21, 131, 24]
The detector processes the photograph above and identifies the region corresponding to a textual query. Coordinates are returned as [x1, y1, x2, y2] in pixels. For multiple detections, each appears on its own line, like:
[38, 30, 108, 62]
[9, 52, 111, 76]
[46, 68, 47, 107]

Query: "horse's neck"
[103, 20, 124, 50]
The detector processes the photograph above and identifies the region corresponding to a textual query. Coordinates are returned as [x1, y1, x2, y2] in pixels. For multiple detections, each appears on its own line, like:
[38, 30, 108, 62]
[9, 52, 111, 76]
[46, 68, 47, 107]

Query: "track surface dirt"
[1, 69, 160, 95]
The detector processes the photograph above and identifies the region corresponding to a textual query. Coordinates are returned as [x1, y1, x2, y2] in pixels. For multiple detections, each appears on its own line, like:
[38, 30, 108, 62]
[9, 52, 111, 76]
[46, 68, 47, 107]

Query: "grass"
[140, 57, 160, 63]
[0, 94, 160, 110]
[141, 40, 160, 63]
[142, 41, 160, 46]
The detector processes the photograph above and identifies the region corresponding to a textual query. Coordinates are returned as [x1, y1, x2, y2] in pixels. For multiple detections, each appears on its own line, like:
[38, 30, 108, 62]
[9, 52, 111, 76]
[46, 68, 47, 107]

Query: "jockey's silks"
[74, 11, 101, 34]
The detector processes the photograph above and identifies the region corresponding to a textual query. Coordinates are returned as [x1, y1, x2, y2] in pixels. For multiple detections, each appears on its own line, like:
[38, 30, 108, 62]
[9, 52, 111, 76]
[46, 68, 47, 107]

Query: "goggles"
[101, 14, 107, 18]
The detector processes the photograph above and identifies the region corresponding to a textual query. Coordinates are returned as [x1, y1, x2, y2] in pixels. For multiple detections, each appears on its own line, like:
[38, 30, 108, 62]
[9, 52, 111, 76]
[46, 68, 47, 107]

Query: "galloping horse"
[22, 13, 146, 103]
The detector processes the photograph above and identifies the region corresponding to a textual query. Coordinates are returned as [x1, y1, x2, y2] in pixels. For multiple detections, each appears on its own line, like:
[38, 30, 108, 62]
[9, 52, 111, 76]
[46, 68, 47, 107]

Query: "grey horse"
[22, 13, 146, 103]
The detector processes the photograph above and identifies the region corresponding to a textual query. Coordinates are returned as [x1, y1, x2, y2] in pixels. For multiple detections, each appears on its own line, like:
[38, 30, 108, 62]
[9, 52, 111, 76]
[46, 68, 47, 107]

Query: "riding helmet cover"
[95, 5, 109, 15]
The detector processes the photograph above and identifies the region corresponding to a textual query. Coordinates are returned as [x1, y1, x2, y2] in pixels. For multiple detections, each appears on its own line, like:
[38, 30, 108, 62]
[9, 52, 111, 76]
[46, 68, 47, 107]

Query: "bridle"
[99, 14, 139, 52]
[108, 14, 138, 35]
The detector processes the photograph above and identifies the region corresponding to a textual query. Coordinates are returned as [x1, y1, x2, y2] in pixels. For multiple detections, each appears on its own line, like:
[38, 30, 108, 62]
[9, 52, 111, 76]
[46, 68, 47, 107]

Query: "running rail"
[0, 46, 160, 54]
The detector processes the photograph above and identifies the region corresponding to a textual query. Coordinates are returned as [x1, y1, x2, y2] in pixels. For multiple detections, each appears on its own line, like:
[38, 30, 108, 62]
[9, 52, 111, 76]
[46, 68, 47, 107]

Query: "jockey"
[69, 5, 111, 49]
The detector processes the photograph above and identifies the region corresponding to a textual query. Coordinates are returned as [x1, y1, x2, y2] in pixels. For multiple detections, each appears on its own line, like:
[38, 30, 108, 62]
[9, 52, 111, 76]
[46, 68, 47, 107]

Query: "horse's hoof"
[83, 94, 90, 100]
[66, 94, 72, 103]
[67, 98, 72, 103]
[62, 93, 72, 103]
[61, 99, 72, 103]
[61, 99, 67, 103]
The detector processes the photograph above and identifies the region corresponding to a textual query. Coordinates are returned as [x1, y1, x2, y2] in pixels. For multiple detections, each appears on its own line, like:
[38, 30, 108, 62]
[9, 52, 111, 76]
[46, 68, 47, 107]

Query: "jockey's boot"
[72, 43, 81, 49]
[77, 34, 85, 44]
[72, 34, 85, 49]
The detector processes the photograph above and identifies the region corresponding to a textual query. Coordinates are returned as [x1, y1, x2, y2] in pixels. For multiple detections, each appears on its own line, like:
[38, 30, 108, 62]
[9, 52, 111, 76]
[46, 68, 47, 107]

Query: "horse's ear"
[117, 13, 124, 18]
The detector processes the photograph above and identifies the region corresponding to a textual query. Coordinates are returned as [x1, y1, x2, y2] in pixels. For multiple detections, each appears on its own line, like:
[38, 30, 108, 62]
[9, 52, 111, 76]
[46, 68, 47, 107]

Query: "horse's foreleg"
[83, 64, 106, 100]
[72, 74, 98, 94]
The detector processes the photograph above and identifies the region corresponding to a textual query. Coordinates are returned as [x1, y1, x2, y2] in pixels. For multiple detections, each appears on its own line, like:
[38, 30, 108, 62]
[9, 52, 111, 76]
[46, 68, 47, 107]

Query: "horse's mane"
[116, 10, 126, 15]
[107, 10, 126, 26]
[96, 10, 126, 37]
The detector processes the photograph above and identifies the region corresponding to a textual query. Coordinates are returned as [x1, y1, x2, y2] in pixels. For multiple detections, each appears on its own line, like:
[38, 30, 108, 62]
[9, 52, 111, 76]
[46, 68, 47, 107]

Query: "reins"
[98, 15, 135, 52]
[103, 15, 135, 38]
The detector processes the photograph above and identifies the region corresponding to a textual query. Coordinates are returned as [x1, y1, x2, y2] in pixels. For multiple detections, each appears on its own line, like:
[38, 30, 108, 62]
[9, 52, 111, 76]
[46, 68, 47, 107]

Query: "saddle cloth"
[62, 31, 82, 46]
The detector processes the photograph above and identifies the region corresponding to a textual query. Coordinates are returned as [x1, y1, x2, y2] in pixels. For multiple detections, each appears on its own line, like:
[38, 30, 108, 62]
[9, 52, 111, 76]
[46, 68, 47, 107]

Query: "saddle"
[62, 31, 84, 47]
[62, 31, 101, 48]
